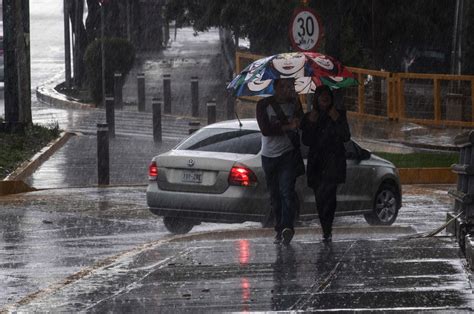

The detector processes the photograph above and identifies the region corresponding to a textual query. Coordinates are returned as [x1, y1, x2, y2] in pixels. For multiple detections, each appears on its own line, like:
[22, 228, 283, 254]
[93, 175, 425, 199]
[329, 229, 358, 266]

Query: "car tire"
[163, 216, 195, 234]
[364, 184, 399, 226]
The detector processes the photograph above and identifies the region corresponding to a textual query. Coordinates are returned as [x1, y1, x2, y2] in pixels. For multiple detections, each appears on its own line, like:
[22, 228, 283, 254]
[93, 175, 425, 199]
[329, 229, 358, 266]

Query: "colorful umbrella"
[227, 52, 358, 97]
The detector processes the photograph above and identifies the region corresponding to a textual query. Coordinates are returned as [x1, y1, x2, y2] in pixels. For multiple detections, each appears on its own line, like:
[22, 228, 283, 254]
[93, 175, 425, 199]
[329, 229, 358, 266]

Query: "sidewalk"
[11, 228, 474, 312]
[3, 185, 472, 312]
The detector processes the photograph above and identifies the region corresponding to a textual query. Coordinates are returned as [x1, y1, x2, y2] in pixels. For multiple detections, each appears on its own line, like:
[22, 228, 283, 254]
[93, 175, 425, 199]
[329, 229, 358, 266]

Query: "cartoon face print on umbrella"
[270, 53, 307, 78]
[247, 76, 273, 94]
[295, 77, 315, 94]
[310, 53, 339, 76]
[314, 55, 335, 71]
[228, 52, 357, 96]
[232, 71, 273, 96]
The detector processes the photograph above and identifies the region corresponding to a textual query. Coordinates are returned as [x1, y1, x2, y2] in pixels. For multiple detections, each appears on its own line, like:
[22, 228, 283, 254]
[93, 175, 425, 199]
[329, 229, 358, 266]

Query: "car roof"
[203, 119, 260, 131]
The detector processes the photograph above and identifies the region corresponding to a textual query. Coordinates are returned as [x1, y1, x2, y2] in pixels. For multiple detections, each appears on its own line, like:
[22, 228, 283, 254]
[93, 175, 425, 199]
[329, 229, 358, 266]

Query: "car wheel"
[364, 184, 399, 226]
[163, 216, 195, 234]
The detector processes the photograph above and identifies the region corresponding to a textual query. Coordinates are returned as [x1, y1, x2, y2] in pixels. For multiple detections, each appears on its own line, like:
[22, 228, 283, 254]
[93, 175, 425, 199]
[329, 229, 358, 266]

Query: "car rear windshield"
[176, 128, 262, 155]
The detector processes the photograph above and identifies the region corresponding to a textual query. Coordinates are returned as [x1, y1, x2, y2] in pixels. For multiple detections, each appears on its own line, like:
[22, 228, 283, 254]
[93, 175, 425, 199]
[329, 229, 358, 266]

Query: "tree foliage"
[169, 0, 463, 73]
[84, 38, 135, 104]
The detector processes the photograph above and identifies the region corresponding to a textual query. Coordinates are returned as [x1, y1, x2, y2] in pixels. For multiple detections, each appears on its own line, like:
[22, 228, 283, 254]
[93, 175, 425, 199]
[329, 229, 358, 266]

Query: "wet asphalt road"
[2, 184, 472, 312]
[0, 186, 260, 309]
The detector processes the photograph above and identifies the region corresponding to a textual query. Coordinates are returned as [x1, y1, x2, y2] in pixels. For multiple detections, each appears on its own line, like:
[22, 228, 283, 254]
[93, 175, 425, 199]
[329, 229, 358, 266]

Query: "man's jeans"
[261, 150, 297, 233]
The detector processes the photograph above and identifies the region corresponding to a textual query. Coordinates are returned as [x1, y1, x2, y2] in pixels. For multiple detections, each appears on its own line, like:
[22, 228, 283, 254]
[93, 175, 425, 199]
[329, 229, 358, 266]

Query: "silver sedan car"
[147, 119, 402, 234]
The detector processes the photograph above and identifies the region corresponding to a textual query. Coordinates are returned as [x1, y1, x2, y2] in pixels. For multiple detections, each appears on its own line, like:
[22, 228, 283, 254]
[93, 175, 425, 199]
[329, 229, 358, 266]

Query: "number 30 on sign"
[289, 7, 323, 52]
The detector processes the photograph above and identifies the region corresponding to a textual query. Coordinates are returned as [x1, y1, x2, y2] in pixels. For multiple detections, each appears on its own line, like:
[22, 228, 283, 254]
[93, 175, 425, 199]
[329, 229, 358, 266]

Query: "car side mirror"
[359, 149, 371, 160]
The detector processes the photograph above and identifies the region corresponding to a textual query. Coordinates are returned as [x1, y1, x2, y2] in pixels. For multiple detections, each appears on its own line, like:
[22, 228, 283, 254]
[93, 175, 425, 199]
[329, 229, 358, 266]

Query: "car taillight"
[148, 161, 158, 181]
[228, 166, 258, 187]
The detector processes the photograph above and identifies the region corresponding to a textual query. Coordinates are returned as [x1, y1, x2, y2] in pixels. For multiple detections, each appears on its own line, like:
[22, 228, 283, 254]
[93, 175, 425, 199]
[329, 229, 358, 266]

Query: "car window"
[176, 128, 262, 154]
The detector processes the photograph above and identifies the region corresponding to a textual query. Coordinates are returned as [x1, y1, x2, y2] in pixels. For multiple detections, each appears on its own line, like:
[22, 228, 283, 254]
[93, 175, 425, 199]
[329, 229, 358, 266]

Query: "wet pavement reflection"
[2, 185, 473, 312]
[0, 186, 259, 308]
[10, 236, 473, 312]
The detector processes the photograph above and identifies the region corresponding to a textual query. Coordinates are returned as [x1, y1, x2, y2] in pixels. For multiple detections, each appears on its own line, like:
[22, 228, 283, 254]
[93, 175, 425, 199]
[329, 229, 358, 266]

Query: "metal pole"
[105, 96, 115, 138]
[152, 98, 162, 143]
[163, 74, 171, 114]
[207, 99, 216, 124]
[451, 0, 460, 76]
[101, 3, 106, 107]
[191, 76, 199, 117]
[97, 123, 110, 186]
[114, 72, 123, 109]
[457, 0, 465, 76]
[63, 0, 71, 89]
[137, 73, 146, 112]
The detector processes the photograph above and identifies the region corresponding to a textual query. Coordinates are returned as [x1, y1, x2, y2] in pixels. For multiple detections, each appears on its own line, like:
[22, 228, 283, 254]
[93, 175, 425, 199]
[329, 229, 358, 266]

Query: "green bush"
[374, 151, 458, 168]
[84, 37, 135, 105]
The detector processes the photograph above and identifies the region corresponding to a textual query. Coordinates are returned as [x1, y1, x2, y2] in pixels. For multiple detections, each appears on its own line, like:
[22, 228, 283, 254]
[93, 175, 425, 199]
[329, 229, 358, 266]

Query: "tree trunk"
[3, 0, 31, 126]
[68, 0, 88, 87]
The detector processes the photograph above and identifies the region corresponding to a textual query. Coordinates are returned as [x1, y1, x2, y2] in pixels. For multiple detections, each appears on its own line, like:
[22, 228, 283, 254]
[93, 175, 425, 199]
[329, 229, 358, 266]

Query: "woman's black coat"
[301, 110, 351, 188]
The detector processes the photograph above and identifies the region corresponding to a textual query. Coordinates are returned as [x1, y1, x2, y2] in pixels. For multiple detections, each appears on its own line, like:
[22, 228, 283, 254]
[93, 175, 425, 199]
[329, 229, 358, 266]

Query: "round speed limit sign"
[289, 7, 323, 52]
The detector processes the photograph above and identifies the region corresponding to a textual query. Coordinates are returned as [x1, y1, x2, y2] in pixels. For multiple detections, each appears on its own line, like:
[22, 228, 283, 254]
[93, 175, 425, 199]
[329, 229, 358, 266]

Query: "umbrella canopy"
[227, 52, 358, 97]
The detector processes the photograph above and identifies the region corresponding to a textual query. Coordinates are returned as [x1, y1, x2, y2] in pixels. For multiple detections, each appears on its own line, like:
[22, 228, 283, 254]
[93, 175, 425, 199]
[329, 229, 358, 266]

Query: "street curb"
[399, 168, 457, 184]
[397, 140, 459, 152]
[36, 73, 95, 110]
[0, 181, 36, 197]
[3, 132, 75, 183]
[36, 74, 205, 125]
[169, 225, 416, 243]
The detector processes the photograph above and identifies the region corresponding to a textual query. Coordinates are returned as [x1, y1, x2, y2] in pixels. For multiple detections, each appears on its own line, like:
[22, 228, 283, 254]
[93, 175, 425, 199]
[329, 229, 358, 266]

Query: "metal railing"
[448, 131, 474, 265]
[235, 51, 474, 127]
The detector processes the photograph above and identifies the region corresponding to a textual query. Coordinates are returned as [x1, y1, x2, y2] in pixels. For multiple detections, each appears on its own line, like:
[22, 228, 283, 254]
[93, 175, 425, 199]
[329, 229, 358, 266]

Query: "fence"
[235, 51, 474, 127]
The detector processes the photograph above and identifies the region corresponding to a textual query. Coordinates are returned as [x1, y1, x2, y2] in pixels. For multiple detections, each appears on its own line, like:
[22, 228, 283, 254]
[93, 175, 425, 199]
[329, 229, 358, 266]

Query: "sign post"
[289, 7, 323, 52]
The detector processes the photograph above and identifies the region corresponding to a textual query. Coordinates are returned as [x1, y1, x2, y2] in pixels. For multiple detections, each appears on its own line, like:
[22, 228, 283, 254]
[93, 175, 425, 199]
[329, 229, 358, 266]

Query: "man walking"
[256, 79, 304, 245]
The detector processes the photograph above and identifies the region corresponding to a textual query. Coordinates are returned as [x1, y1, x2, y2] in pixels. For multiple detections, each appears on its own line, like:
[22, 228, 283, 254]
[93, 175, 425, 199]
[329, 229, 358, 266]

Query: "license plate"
[182, 171, 203, 183]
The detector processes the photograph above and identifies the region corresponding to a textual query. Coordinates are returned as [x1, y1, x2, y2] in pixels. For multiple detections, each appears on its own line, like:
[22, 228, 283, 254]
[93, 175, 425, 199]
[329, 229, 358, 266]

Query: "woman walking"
[301, 86, 351, 243]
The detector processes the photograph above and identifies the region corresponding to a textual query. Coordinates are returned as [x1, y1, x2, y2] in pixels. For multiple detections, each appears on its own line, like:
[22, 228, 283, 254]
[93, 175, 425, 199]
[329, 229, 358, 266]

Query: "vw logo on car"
[188, 159, 195, 167]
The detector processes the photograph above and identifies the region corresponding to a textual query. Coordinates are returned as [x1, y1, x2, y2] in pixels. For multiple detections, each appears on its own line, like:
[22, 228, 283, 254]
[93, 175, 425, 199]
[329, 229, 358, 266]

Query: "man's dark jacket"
[301, 110, 351, 188]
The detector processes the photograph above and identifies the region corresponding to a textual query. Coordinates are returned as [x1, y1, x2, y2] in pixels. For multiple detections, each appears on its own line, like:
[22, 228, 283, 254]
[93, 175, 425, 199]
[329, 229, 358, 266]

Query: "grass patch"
[0, 119, 60, 179]
[374, 151, 459, 168]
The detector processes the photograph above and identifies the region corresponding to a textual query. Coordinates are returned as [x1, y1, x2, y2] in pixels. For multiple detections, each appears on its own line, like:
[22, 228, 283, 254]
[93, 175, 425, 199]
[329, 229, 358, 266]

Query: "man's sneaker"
[274, 232, 282, 244]
[282, 228, 294, 245]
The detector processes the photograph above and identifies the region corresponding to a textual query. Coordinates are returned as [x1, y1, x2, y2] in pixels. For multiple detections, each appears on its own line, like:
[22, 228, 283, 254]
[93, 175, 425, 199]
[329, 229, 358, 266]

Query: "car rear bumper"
[146, 182, 270, 223]
[148, 207, 263, 223]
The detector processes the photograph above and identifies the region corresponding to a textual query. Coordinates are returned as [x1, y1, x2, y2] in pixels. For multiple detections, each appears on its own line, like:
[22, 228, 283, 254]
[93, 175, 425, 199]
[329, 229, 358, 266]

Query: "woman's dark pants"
[261, 151, 297, 234]
[313, 183, 338, 237]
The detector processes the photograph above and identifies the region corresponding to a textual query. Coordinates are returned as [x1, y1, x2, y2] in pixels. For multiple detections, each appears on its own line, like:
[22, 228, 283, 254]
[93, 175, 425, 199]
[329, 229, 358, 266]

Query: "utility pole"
[3, 0, 32, 126]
